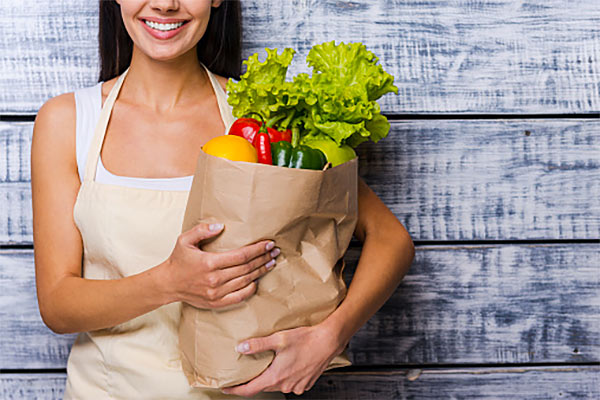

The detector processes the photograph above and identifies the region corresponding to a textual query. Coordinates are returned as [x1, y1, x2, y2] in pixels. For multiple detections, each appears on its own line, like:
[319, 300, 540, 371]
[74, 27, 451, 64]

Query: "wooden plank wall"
[1, 0, 599, 398]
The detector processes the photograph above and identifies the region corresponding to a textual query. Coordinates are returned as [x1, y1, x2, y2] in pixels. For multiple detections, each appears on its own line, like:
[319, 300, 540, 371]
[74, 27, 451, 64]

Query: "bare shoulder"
[36, 92, 75, 125]
[32, 91, 80, 187]
[34, 92, 76, 153]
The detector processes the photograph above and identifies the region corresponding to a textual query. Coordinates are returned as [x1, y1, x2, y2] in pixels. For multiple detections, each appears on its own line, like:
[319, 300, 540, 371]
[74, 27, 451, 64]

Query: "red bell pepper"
[229, 116, 291, 144]
[228, 118, 261, 143]
[252, 131, 273, 165]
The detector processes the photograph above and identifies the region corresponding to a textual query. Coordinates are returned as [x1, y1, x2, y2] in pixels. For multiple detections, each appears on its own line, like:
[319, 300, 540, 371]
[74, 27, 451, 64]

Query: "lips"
[140, 17, 190, 40]
[143, 16, 188, 24]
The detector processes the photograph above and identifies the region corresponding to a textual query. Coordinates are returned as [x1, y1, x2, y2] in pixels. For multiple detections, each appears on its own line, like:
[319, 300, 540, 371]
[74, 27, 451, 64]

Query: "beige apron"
[64, 66, 285, 400]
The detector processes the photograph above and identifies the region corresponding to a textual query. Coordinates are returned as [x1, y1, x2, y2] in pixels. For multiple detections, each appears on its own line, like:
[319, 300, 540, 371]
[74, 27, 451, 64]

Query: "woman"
[31, 0, 414, 398]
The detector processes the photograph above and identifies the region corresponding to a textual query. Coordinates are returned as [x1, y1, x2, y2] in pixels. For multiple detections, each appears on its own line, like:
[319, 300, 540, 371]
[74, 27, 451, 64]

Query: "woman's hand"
[162, 222, 280, 309]
[221, 322, 345, 397]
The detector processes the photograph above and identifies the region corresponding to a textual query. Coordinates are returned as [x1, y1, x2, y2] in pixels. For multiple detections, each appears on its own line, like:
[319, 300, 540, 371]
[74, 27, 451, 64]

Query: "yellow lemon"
[202, 135, 258, 163]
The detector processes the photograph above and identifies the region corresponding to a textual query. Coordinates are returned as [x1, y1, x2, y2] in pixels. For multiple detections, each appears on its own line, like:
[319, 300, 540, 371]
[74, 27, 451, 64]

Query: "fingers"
[213, 264, 270, 298]
[202, 246, 280, 306]
[235, 332, 283, 355]
[209, 282, 258, 308]
[206, 249, 277, 306]
[218, 247, 280, 284]
[214, 240, 275, 269]
[180, 222, 224, 247]
[176, 228, 281, 308]
[202, 246, 280, 301]
[292, 377, 313, 396]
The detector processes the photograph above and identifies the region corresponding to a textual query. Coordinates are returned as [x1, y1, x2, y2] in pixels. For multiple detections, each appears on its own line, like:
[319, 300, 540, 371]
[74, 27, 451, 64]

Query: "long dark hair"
[98, 0, 242, 82]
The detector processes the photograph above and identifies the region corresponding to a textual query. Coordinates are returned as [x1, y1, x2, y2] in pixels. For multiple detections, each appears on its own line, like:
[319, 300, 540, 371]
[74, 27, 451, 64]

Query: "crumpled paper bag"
[179, 150, 358, 389]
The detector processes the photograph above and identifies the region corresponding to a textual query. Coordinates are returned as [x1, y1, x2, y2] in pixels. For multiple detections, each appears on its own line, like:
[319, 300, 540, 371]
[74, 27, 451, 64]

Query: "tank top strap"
[82, 68, 129, 183]
[201, 63, 236, 132]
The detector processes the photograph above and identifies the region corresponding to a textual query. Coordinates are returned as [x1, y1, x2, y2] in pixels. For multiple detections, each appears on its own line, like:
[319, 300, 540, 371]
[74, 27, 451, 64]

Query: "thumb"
[181, 222, 224, 247]
[235, 333, 282, 355]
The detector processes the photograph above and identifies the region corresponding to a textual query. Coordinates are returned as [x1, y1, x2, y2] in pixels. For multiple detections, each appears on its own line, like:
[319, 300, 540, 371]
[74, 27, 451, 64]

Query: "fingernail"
[265, 241, 275, 251]
[221, 389, 230, 394]
[209, 223, 224, 232]
[235, 342, 250, 353]
[270, 248, 281, 258]
[265, 259, 276, 270]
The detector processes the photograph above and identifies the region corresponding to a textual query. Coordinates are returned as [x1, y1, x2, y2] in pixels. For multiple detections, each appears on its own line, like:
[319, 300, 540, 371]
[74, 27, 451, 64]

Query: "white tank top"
[73, 68, 233, 191]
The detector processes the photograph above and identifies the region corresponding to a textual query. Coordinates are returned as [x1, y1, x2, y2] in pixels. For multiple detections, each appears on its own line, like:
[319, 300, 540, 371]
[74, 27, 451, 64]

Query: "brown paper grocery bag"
[179, 150, 358, 389]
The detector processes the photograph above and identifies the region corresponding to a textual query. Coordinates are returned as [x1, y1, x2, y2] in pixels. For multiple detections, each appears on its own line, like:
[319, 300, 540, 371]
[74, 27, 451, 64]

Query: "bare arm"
[322, 177, 415, 348]
[32, 94, 278, 334]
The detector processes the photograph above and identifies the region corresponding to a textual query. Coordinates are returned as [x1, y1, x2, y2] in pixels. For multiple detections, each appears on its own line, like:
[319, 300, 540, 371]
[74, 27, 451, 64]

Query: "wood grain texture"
[244, 0, 600, 114]
[2, 244, 598, 369]
[2, 119, 598, 244]
[0, 0, 99, 114]
[291, 366, 600, 399]
[1, 0, 599, 114]
[0, 122, 31, 245]
[3, 366, 600, 400]
[0, 250, 75, 369]
[343, 243, 599, 366]
[1, 373, 66, 400]
[357, 119, 600, 241]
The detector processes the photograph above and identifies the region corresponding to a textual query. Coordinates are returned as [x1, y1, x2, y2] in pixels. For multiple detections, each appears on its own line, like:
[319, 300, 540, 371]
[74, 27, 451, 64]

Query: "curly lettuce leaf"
[302, 41, 398, 147]
[307, 41, 398, 102]
[227, 42, 398, 149]
[226, 48, 298, 124]
[346, 113, 391, 147]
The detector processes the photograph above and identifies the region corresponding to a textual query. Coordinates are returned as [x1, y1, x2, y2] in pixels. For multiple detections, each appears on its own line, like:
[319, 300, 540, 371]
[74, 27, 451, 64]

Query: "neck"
[122, 45, 210, 113]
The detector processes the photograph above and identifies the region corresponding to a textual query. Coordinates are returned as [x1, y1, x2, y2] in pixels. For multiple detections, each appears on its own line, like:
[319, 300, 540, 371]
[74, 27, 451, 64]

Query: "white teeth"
[144, 20, 185, 32]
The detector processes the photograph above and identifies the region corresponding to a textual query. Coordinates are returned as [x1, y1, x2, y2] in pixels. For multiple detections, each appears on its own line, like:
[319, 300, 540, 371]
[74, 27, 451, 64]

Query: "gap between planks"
[3, 363, 599, 376]
[1, 113, 599, 123]
[2, 239, 599, 251]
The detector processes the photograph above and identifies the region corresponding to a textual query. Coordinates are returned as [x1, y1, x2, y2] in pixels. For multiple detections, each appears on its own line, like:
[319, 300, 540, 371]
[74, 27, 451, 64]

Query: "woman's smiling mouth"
[144, 20, 185, 31]
[140, 18, 190, 39]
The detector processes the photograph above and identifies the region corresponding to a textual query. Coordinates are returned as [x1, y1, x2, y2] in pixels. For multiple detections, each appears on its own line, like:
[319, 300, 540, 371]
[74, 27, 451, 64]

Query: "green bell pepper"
[271, 141, 327, 170]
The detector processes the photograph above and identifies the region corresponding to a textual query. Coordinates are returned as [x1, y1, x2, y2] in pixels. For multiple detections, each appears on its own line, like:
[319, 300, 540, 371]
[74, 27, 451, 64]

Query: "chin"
[149, 53, 181, 62]
[142, 46, 191, 63]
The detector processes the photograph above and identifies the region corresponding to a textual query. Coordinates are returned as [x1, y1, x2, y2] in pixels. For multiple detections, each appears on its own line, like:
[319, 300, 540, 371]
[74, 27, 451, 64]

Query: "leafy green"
[226, 41, 398, 149]
[226, 48, 300, 127]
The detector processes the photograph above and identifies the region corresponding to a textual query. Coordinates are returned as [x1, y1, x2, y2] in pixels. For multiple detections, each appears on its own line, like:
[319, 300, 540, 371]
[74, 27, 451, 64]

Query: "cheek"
[190, 5, 214, 39]
[118, 0, 145, 20]
[118, 1, 145, 39]
[185, 0, 214, 15]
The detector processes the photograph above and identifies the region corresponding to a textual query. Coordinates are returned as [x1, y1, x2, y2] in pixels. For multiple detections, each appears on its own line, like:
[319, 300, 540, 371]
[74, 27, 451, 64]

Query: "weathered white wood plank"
[2, 119, 598, 243]
[1, 373, 66, 400]
[344, 243, 599, 365]
[2, 244, 598, 369]
[0, 0, 100, 114]
[0, 122, 31, 245]
[0, 182, 31, 245]
[0, 250, 75, 369]
[244, 0, 600, 114]
[291, 366, 600, 399]
[1, 0, 599, 114]
[357, 119, 600, 241]
[3, 366, 600, 400]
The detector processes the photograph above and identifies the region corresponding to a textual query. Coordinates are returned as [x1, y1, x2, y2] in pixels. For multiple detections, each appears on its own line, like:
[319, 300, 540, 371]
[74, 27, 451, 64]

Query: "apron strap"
[82, 65, 232, 183]
[83, 68, 130, 183]
[202, 63, 236, 133]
